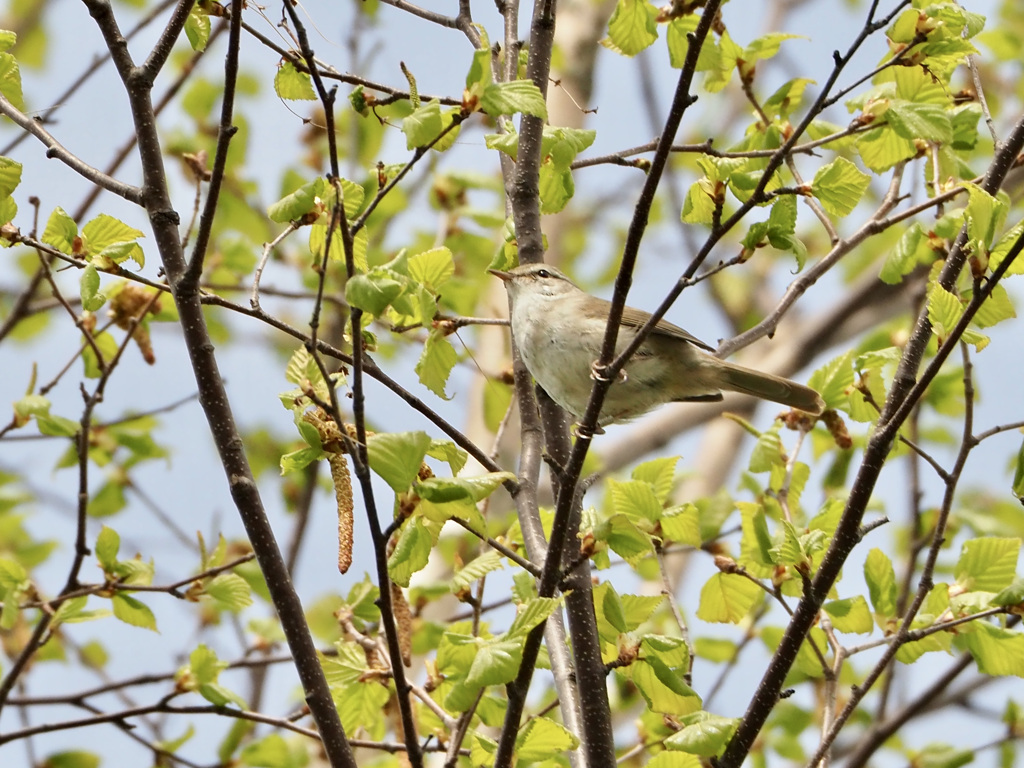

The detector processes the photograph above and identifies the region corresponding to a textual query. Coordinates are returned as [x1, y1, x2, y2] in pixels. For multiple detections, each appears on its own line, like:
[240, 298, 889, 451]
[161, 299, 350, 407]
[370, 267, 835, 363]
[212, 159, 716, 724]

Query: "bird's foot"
[572, 422, 605, 438]
[590, 361, 627, 383]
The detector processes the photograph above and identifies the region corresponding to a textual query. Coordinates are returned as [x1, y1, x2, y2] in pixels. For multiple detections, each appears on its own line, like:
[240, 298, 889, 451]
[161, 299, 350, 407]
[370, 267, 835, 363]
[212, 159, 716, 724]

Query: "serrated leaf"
[205, 573, 253, 611]
[416, 472, 515, 504]
[466, 638, 522, 686]
[696, 573, 761, 623]
[415, 330, 457, 399]
[403, 100, 443, 149]
[628, 656, 702, 716]
[268, 178, 323, 222]
[609, 479, 663, 522]
[865, 548, 897, 621]
[808, 350, 854, 410]
[366, 431, 432, 493]
[507, 596, 560, 637]
[184, 6, 211, 51]
[605, 0, 658, 56]
[95, 526, 120, 571]
[480, 80, 547, 119]
[408, 247, 454, 292]
[884, 100, 953, 143]
[80, 264, 105, 312]
[0, 156, 22, 198]
[274, 60, 316, 100]
[665, 712, 740, 756]
[43, 207, 78, 253]
[955, 537, 1020, 594]
[111, 592, 158, 631]
[811, 157, 870, 218]
[969, 283, 1016, 329]
[823, 595, 873, 634]
[962, 622, 1024, 677]
[515, 717, 580, 762]
[387, 517, 433, 586]
[0, 52, 25, 111]
[345, 272, 405, 316]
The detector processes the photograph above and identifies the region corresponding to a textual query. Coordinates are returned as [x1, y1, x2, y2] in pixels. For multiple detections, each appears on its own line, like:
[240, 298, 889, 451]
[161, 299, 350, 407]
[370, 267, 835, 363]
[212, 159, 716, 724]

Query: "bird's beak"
[489, 268, 512, 282]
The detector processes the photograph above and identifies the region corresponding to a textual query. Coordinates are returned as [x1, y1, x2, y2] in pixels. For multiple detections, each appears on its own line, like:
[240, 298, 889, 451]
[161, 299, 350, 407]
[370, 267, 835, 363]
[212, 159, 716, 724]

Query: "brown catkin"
[329, 452, 354, 574]
[390, 582, 413, 667]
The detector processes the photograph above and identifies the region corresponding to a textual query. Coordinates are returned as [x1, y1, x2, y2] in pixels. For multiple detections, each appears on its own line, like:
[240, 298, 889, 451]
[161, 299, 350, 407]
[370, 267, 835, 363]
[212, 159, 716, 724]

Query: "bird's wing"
[618, 305, 715, 352]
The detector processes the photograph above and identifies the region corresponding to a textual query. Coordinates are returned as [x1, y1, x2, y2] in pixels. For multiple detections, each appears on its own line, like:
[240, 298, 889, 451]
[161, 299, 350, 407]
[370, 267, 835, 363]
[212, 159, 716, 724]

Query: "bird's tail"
[716, 360, 825, 415]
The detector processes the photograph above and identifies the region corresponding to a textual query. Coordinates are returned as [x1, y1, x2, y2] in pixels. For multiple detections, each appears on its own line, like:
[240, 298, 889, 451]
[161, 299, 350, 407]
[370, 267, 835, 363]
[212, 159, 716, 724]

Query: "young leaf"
[604, 0, 658, 56]
[274, 61, 316, 100]
[366, 431, 432, 492]
[810, 157, 870, 218]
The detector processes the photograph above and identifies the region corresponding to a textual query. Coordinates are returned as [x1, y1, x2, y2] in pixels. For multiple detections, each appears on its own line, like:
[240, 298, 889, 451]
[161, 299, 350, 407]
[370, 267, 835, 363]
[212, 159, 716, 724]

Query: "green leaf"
[666, 16, 700, 67]
[823, 596, 873, 634]
[480, 80, 547, 119]
[403, 100, 443, 149]
[628, 656, 702, 716]
[954, 537, 1020, 594]
[661, 504, 702, 547]
[205, 573, 253, 612]
[81, 214, 144, 258]
[408, 247, 454, 292]
[808, 350, 854, 410]
[990, 220, 1024, 276]
[416, 472, 515, 504]
[274, 60, 316, 100]
[631, 456, 680, 503]
[864, 548, 897, 623]
[415, 330, 457, 400]
[190, 644, 228, 684]
[80, 264, 105, 312]
[0, 51, 25, 111]
[387, 517, 433, 586]
[111, 592, 158, 631]
[426, 439, 468, 477]
[184, 5, 211, 51]
[665, 712, 740, 757]
[95, 526, 120, 571]
[696, 573, 762, 624]
[1013, 438, 1024, 504]
[366, 431, 432, 492]
[515, 717, 580, 762]
[749, 427, 783, 472]
[39, 752, 100, 768]
[881, 223, 933, 284]
[43, 207, 78, 254]
[810, 157, 870, 218]
[604, 0, 658, 56]
[345, 272, 405, 316]
[884, 100, 953, 143]
[268, 177, 322, 223]
[856, 124, 918, 173]
[615, 588, 644, 640]
[452, 550, 504, 591]
[0, 156, 22, 198]
[962, 622, 1024, 677]
[608, 479, 664, 523]
[466, 637, 522, 686]
[968, 283, 1016, 329]
[605, 514, 655, 564]
[965, 182, 1007, 251]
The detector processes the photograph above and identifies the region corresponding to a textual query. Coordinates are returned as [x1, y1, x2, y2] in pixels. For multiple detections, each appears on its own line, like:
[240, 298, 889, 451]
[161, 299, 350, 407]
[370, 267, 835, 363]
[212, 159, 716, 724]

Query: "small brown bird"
[492, 263, 824, 427]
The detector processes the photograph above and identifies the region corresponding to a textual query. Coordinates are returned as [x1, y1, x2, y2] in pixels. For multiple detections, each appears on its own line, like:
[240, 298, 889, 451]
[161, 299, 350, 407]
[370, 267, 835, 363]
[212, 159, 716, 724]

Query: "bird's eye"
[537, 269, 550, 278]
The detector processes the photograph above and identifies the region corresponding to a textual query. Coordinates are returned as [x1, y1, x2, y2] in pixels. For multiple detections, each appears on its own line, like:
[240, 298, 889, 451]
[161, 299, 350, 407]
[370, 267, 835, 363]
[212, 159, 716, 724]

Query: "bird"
[491, 263, 824, 427]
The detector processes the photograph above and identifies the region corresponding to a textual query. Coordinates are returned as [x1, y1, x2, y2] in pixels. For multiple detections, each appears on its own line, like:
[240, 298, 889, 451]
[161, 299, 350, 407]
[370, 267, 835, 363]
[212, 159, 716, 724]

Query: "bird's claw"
[590, 361, 627, 383]
[572, 422, 605, 438]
